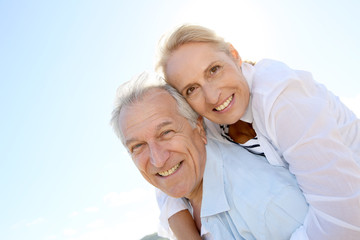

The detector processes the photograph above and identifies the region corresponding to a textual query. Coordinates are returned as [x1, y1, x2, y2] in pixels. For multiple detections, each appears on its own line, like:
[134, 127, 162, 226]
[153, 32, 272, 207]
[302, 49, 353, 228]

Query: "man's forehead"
[124, 89, 177, 116]
[139, 88, 174, 106]
[119, 89, 182, 136]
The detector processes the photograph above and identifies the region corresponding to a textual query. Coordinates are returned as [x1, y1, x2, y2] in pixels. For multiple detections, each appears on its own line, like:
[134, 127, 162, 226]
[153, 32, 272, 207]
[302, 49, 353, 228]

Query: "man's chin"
[162, 188, 188, 199]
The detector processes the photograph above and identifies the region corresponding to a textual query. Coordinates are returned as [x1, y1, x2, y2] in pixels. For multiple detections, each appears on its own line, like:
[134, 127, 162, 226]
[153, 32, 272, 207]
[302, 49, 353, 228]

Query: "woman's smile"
[214, 94, 234, 112]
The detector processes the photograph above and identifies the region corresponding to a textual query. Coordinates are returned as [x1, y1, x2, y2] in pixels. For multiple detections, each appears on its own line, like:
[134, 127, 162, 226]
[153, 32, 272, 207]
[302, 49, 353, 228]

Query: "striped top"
[219, 124, 265, 157]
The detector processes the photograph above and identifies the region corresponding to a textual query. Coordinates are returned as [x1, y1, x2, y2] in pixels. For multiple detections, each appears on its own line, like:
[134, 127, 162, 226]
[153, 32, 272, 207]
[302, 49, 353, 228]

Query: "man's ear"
[228, 43, 242, 66]
[196, 116, 207, 144]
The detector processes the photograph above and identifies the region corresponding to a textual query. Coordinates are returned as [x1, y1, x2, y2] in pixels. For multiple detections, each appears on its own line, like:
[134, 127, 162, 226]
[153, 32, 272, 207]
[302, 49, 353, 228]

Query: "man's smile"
[158, 162, 182, 177]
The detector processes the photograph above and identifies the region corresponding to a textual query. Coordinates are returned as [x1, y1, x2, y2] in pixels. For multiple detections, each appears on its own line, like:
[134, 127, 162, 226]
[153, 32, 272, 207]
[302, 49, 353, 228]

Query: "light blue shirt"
[201, 137, 308, 240]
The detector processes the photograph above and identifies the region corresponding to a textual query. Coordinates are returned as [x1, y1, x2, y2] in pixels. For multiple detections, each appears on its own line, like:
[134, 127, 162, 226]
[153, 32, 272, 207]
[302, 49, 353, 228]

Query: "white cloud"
[104, 188, 154, 207]
[56, 187, 161, 240]
[10, 220, 27, 230]
[11, 217, 45, 231]
[59, 188, 159, 240]
[84, 207, 99, 213]
[26, 217, 45, 227]
[63, 206, 159, 240]
[64, 226, 122, 240]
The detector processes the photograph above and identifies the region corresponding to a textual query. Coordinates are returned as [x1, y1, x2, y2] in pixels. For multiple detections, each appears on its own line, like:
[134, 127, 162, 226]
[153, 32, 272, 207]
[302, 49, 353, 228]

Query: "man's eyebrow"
[125, 138, 137, 147]
[156, 121, 173, 131]
[125, 121, 173, 146]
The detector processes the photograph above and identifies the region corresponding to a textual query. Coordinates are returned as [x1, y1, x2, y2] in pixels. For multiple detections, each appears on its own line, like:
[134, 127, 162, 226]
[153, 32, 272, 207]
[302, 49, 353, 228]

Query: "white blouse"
[157, 59, 360, 240]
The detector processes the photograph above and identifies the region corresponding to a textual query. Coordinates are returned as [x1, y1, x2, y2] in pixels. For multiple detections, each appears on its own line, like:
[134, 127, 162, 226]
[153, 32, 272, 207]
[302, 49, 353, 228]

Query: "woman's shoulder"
[254, 58, 288, 69]
[252, 59, 299, 88]
[253, 59, 315, 88]
[249, 59, 304, 137]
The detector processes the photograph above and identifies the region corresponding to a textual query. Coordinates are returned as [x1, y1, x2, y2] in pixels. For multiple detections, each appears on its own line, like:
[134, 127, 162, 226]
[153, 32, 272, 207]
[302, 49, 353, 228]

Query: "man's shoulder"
[208, 137, 299, 194]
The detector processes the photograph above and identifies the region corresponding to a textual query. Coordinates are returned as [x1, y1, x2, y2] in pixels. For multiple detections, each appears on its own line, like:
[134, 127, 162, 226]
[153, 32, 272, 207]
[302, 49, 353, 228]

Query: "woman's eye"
[186, 86, 197, 96]
[209, 65, 221, 75]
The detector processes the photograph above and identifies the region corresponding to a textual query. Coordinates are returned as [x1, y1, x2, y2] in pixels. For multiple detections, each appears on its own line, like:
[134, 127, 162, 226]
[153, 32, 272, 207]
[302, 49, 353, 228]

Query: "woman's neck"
[228, 120, 256, 144]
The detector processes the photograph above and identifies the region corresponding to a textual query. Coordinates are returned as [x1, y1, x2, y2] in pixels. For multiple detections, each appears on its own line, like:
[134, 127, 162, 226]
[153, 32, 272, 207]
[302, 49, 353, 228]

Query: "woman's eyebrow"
[180, 83, 194, 94]
[203, 60, 218, 75]
[179, 60, 219, 94]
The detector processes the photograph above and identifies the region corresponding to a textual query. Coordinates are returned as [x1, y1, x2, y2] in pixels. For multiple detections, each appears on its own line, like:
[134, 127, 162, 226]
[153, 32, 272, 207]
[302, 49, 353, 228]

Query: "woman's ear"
[228, 43, 242, 66]
[196, 116, 207, 144]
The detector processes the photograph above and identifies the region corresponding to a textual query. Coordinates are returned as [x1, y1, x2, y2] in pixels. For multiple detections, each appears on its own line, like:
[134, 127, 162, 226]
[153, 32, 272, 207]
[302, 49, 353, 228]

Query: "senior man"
[111, 72, 308, 240]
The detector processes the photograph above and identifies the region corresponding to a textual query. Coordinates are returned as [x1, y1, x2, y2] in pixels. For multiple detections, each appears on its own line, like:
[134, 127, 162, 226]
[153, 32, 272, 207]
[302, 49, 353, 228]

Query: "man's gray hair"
[110, 71, 200, 145]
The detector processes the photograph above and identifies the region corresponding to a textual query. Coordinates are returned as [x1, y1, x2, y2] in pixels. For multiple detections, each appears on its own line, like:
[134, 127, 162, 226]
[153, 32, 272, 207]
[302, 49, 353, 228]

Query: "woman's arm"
[274, 93, 360, 239]
[169, 210, 202, 240]
[254, 62, 360, 239]
[156, 189, 201, 239]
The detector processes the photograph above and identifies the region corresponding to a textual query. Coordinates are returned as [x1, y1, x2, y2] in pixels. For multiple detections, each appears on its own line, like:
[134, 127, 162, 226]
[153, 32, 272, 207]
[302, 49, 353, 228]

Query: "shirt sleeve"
[156, 188, 190, 239]
[253, 61, 360, 239]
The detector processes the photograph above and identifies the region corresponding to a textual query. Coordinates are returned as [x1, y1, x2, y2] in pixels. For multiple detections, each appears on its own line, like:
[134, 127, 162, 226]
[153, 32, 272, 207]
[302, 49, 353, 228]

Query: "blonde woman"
[155, 24, 360, 240]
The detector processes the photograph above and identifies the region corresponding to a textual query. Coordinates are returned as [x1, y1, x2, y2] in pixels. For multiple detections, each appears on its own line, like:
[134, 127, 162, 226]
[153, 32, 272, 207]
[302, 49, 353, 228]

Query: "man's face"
[119, 88, 207, 198]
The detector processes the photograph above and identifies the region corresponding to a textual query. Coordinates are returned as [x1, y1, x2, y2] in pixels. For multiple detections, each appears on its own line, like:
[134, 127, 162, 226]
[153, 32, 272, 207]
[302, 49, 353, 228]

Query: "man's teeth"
[215, 95, 233, 111]
[158, 163, 181, 177]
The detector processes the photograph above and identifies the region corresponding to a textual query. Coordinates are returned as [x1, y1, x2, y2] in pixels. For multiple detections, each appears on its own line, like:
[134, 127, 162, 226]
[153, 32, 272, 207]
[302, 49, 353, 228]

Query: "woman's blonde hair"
[156, 24, 231, 78]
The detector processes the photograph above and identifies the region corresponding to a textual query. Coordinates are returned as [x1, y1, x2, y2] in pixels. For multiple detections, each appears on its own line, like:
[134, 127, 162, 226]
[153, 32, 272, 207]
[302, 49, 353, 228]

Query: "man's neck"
[187, 181, 203, 232]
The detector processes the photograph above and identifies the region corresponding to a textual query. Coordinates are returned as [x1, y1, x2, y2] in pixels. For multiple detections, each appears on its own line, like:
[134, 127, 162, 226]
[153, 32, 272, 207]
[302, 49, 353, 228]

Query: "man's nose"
[203, 84, 220, 105]
[149, 142, 170, 168]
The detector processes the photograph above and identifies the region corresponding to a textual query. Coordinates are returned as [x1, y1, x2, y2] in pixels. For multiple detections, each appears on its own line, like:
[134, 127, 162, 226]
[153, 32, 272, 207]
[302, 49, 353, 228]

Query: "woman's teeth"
[215, 95, 233, 111]
[158, 162, 181, 177]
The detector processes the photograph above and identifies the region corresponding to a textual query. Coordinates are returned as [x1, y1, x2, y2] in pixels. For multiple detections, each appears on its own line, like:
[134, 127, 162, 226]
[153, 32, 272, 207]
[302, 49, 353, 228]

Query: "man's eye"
[161, 130, 174, 136]
[131, 143, 144, 152]
[186, 86, 197, 96]
[209, 65, 221, 75]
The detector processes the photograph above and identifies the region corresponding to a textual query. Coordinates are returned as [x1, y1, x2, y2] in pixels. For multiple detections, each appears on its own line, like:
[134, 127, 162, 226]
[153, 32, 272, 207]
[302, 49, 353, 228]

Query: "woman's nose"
[203, 84, 220, 105]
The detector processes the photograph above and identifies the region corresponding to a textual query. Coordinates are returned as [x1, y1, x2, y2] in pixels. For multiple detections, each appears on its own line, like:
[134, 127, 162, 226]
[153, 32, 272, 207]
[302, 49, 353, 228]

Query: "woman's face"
[165, 42, 250, 125]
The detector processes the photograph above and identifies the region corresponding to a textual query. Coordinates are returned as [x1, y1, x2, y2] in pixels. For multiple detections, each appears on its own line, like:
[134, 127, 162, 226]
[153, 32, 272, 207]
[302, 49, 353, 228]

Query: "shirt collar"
[201, 138, 230, 218]
[240, 62, 255, 123]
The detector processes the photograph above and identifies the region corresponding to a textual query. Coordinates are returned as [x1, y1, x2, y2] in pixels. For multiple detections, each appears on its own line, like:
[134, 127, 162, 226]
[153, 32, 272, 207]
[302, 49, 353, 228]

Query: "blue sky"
[1, 0, 359, 239]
